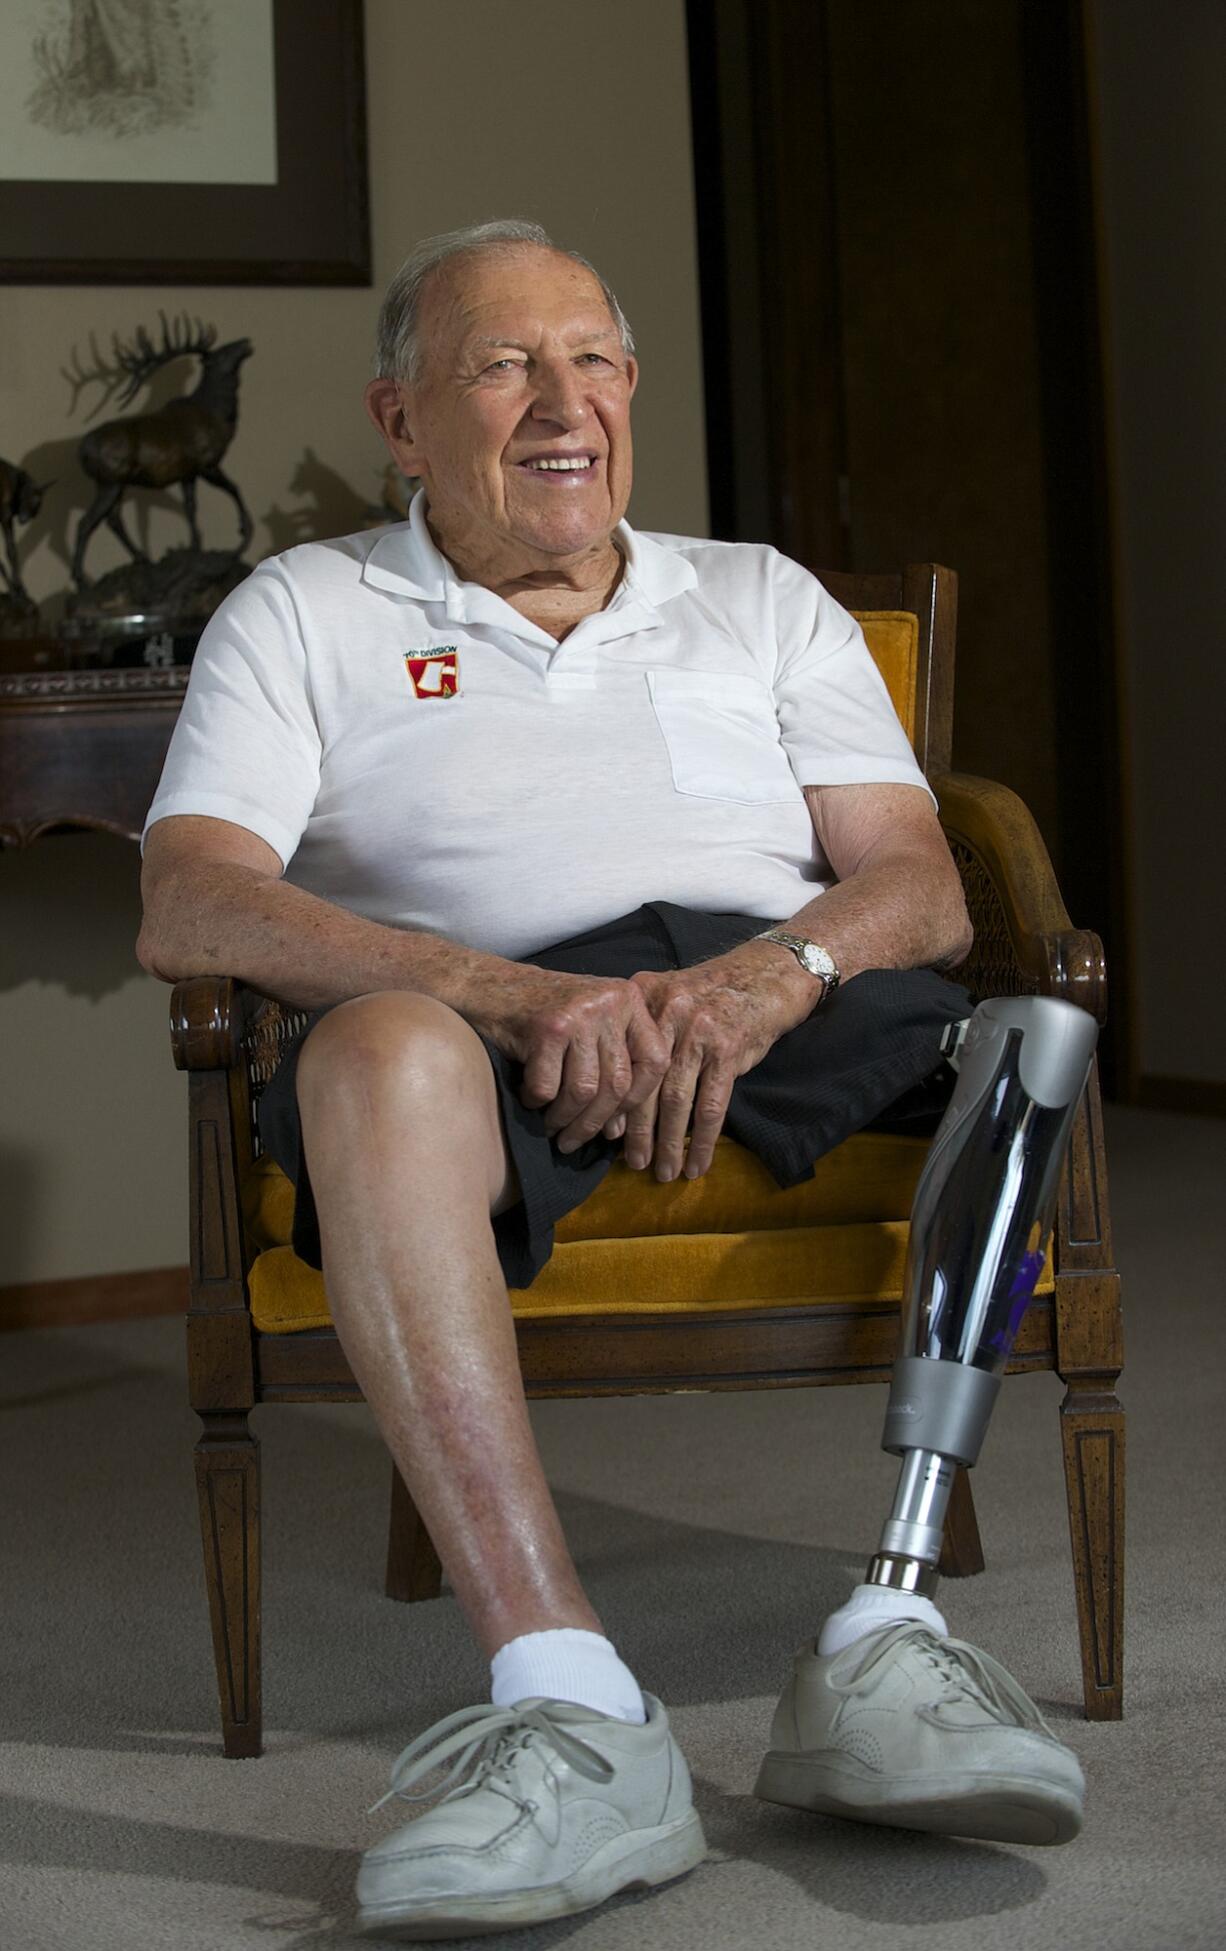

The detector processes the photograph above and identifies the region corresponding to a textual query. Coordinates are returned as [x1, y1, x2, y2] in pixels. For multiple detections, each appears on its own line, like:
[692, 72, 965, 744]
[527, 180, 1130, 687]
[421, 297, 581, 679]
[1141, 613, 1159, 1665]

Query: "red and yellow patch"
[405, 648, 459, 698]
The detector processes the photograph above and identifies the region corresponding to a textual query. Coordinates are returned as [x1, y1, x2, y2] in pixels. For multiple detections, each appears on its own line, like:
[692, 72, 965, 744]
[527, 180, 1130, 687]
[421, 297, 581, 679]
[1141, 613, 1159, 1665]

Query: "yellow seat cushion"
[244, 1132, 931, 1332]
[248, 1219, 918, 1332]
[243, 1132, 930, 1261]
[242, 1131, 1054, 1335]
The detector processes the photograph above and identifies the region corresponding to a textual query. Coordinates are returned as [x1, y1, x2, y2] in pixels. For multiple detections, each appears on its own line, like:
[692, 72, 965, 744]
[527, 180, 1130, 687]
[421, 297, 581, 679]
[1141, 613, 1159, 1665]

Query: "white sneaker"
[356, 1694, 706, 1939]
[755, 1622, 1085, 1846]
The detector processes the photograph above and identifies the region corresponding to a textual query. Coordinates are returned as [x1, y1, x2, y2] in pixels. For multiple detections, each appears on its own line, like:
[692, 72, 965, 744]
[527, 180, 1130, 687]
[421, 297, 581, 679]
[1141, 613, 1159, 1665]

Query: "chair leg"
[195, 1411, 262, 1757]
[938, 1463, 986, 1577]
[1052, 1066, 1125, 1718]
[385, 1461, 444, 1603]
[1060, 1381, 1125, 1720]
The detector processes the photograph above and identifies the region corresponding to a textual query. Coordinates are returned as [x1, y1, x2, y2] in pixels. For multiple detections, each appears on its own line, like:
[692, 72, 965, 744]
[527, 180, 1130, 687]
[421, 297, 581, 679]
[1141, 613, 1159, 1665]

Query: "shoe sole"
[355, 1809, 707, 1939]
[754, 1752, 1083, 1847]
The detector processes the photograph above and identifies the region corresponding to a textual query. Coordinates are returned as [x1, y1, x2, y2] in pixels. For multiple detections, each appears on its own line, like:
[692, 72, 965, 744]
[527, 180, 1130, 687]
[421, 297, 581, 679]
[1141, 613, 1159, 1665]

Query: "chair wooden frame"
[169, 564, 1124, 1758]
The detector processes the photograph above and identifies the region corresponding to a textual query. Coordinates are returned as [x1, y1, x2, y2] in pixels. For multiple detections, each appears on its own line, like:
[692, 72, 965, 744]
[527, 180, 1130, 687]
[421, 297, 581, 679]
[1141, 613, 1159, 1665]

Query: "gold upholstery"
[853, 613, 919, 740]
[243, 1129, 929, 1260]
[248, 1220, 1053, 1332]
[243, 1136, 1052, 1332]
[246, 1139, 926, 1331]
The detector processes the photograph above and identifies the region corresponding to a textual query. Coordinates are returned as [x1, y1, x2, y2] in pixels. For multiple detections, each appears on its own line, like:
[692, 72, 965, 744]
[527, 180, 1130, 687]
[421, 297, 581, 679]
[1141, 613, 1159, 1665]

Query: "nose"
[528, 356, 589, 430]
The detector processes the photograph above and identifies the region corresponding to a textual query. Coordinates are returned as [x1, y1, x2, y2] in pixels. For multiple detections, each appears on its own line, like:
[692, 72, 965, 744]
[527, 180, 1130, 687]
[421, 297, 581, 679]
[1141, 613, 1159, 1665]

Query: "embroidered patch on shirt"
[405, 647, 460, 698]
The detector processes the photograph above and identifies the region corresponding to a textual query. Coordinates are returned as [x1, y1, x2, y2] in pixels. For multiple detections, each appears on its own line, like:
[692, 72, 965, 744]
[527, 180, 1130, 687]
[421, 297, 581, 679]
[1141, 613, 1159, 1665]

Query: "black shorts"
[256, 901, 972, 1291]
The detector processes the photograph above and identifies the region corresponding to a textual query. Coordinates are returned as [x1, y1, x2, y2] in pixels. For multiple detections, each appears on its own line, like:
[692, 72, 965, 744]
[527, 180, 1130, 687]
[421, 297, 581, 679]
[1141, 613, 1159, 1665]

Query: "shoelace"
[369, 1701, 616, 1821]
[829, 1622, 1057, 1735]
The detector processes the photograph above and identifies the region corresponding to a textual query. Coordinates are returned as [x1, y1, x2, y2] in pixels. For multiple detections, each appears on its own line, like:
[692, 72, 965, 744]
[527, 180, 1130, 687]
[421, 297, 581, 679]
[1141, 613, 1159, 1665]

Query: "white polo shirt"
[144, 494, 931, 959]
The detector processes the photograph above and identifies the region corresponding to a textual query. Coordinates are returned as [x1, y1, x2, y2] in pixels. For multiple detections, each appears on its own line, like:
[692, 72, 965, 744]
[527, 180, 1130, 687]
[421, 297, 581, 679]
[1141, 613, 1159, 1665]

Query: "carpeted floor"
[1, 1105, 1223, 1951]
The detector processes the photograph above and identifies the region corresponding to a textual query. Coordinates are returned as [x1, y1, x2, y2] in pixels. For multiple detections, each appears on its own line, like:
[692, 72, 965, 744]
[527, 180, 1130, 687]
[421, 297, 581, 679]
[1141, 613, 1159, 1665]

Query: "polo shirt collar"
[361, 492, 697, 631]
[617, 523, 698, 606]
[362, 491, 448, 600]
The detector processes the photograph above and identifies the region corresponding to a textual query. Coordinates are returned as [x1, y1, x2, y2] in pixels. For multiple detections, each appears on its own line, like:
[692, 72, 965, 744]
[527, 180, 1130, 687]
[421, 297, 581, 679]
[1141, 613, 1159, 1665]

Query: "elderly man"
[139, 220, 1086, 1939]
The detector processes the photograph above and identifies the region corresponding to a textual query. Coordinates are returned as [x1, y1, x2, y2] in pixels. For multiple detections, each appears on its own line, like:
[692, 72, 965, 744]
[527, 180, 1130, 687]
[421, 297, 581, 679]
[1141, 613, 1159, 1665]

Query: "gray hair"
[374, 218, 635, 383]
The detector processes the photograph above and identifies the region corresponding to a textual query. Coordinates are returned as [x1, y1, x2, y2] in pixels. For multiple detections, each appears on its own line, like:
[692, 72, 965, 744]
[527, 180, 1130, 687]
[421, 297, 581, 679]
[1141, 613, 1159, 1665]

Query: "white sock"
[490, 1628, 647, 1724]
[818, 1582, 949, 1657]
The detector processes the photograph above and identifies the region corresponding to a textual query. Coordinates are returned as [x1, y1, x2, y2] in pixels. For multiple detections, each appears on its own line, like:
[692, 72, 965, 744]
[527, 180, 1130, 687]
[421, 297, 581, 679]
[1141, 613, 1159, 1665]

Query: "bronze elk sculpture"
[0, 459, 53, 610]
[67, 314, 253, 589]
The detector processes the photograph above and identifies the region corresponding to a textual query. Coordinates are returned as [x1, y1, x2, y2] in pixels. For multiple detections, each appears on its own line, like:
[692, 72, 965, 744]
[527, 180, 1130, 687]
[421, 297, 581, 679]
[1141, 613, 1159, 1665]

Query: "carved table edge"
[0, 668, 191, 702]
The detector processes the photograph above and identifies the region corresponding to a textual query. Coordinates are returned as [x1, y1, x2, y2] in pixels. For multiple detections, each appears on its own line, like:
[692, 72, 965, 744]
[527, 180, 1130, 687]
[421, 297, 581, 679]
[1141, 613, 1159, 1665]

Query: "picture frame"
[0, 0, 370, 286]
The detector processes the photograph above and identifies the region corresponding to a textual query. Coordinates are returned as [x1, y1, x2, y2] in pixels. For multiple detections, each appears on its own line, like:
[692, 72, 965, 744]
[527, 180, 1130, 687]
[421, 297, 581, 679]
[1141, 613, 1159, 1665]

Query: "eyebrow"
[466, 325, 621, 355]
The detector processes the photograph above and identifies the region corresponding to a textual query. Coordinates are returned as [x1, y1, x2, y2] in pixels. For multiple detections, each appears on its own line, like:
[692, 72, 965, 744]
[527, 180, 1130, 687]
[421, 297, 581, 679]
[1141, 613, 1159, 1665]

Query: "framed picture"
[0, 0, 369, 285]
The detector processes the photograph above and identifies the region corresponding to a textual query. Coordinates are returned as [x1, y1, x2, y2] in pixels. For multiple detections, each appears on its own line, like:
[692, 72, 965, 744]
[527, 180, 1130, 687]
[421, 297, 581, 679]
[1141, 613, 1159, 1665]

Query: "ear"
[363, 378, 427, 475]
[625, 355, 639, 401]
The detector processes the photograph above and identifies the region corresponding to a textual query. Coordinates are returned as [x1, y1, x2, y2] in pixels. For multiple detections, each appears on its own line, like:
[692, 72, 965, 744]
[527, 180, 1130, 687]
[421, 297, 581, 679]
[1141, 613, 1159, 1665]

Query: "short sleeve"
[768, 553, 935, 804]
[142, 562, 322, 866]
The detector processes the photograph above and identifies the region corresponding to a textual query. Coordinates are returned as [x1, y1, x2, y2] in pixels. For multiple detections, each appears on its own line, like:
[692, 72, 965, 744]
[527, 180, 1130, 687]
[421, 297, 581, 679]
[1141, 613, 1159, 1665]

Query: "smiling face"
[365, 245, 638, 588]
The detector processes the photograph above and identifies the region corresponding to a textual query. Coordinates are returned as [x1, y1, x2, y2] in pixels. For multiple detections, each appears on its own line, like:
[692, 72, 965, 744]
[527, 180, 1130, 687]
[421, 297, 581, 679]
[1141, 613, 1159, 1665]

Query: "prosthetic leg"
[866, 994, 1099, 1603]
[753, 995, 1099, 1845]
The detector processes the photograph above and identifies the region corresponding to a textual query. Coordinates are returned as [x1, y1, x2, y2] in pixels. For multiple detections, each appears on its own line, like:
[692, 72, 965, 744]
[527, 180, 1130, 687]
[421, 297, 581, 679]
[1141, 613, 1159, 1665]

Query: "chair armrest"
[171, 976, 241, 1071]
[169, 975, 307, 1331]
[170, 974, 309, 1133]
[933, 771, 1107, 1022]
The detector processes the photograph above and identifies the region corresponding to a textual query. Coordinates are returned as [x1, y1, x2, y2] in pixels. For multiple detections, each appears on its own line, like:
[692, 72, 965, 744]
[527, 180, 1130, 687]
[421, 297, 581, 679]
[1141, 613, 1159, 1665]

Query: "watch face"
[799, 942, 837, 983]
[759, 929, 838, 986]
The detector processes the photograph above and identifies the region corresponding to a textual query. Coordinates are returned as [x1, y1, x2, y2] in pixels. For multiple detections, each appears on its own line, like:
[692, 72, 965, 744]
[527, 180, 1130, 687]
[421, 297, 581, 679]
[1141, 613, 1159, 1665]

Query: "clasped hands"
[494, 945, 820, 1182]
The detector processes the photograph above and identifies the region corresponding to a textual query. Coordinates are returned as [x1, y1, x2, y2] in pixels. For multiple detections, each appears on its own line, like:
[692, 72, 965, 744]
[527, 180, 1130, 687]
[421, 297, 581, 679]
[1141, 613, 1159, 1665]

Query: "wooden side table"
[0, 666, 188, 849]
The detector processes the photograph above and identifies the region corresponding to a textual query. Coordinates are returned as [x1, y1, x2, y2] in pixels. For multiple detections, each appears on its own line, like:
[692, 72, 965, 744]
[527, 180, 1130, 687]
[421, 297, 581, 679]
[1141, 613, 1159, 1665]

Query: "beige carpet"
[1, 1105, 1223, 1951]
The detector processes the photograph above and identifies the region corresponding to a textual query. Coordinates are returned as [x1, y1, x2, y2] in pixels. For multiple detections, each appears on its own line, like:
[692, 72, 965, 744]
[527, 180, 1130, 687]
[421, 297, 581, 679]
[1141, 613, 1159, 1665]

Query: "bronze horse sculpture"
[68, 314, 253, 588]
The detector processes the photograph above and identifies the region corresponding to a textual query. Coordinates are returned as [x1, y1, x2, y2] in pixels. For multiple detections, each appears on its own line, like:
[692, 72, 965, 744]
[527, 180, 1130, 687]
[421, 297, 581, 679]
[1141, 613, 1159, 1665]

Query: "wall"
[1089, 0, 1226, 1090]
[0, 0, 708, 1286]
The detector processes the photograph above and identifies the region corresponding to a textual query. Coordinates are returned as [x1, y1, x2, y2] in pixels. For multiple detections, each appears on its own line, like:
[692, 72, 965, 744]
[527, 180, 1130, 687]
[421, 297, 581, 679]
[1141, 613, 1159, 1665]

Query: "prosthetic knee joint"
[866, 995, 1098, 1602]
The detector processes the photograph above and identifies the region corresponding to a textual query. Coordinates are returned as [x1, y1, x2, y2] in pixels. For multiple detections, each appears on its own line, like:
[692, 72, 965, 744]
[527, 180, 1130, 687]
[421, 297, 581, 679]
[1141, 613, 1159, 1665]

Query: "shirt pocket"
[645, 669, 799, 804]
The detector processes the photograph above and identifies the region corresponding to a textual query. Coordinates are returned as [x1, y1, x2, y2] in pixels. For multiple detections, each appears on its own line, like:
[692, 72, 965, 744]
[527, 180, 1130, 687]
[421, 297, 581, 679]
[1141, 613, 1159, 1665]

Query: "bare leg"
[295, 991, 603, 1659]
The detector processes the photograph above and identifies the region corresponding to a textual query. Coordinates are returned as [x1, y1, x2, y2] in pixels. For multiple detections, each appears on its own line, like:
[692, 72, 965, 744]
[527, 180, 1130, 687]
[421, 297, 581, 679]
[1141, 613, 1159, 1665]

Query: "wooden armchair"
[170, 564, 1124, 1759]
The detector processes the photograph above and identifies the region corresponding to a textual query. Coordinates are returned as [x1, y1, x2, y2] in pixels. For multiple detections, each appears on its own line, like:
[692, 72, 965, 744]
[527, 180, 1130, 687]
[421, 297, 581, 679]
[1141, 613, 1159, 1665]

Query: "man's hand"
[610, 942, 821, 1181]
[467, 966, 673, 1153]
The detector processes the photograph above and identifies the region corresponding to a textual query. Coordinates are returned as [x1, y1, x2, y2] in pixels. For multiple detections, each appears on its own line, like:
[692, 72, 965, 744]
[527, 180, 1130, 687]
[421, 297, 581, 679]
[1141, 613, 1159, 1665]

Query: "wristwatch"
[755, 928, 841, 1000]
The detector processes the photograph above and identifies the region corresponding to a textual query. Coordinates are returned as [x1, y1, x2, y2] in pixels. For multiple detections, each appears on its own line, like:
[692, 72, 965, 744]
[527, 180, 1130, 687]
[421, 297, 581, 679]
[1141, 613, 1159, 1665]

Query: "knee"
[295, 991, 488, 1120]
